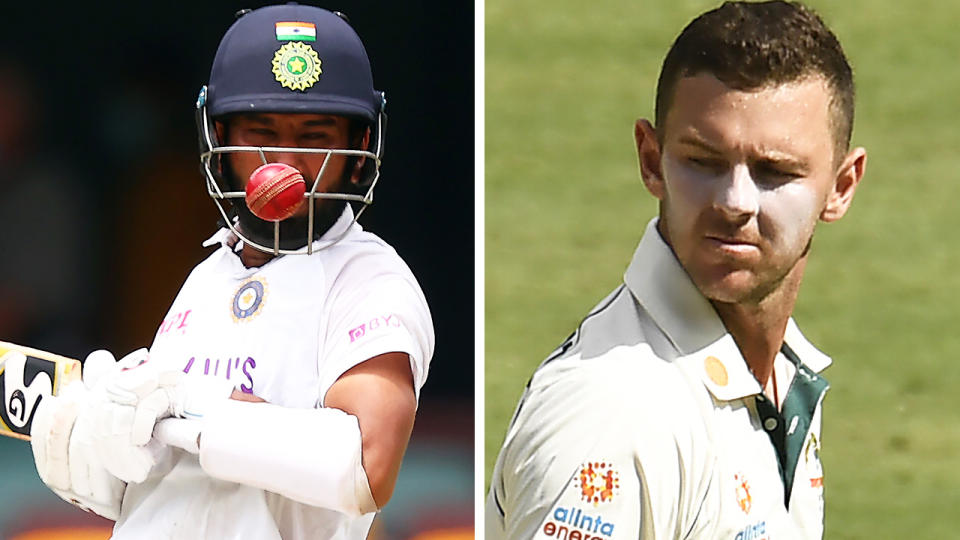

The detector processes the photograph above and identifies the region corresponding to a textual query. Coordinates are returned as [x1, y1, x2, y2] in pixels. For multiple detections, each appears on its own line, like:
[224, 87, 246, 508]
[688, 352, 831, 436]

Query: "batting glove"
[30, 349, 128, 520]
[95, 351, 236, 482]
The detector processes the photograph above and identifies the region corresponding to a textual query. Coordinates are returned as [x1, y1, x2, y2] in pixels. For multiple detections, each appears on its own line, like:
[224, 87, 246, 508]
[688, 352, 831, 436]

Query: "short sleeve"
[318, 272, 434, 405]
[488, 353, 716, 539]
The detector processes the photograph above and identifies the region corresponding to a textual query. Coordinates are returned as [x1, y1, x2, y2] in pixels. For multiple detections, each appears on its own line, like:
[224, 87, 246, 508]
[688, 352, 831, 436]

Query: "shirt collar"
[202, 227, 236, 249]
[624, 218, 832, 401]
[201, 205, 358, 252]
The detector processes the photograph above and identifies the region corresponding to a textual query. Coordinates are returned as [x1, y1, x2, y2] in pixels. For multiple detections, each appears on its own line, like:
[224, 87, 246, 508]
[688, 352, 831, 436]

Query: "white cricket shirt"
[487, 219, 830, 540]
[112, 208, 434, 540]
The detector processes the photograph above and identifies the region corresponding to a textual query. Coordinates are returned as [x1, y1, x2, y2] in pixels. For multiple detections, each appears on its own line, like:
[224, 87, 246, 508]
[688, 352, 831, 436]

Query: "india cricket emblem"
[574, 461, 619, 506]
[232, 277, 268, 322]
[272, 42, 322, 91]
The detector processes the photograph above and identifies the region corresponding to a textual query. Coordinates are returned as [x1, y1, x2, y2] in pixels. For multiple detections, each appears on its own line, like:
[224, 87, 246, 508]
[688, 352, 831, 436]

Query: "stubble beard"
[661, 203, 816, 308]
[691, 234, 814, 308]
[234, 198, 347, 252]
[223, 160, 351, 252]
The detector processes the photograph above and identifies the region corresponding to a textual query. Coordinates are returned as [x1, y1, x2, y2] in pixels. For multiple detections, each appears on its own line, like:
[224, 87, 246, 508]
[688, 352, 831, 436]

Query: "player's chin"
[692, 268, 765, 305]
[286, 197, 341, 219]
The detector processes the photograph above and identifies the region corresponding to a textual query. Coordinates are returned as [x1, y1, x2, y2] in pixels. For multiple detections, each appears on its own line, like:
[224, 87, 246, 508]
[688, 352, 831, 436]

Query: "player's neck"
[240, 244, 276, 268]
[711, 258, 806, 387]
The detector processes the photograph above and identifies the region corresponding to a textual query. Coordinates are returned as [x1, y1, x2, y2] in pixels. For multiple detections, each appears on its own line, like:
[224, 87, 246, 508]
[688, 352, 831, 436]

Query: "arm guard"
[198, 399, 378, 517]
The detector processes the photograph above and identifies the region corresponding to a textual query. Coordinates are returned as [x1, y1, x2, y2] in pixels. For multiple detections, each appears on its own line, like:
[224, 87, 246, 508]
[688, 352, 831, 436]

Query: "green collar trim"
[755, 343, 829, 508]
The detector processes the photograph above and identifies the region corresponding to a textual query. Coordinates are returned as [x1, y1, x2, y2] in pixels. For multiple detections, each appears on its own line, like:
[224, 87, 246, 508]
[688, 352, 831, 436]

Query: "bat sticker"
[0, 351, 57, 439]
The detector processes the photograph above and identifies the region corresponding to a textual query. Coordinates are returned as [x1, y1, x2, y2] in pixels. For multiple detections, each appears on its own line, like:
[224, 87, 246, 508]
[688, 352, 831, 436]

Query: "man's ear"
[350, 127, 372, 184]
[635, 119, 665, 200]
[821, 146, 867, 222]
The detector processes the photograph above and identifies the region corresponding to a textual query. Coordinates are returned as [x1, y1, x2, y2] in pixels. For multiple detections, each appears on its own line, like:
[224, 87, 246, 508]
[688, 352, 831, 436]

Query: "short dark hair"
[655, 1, 855, 160]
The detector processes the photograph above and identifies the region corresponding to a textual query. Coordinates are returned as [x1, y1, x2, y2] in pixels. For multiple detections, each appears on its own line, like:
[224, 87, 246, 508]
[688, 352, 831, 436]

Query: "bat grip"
[154, 418, 201, 455]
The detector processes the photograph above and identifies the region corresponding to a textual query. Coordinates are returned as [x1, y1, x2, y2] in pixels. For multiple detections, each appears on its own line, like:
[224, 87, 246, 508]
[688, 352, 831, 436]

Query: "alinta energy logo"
[540, 506, 616, 540]
[575, 461, 620, 506]
[732, 472, 769, 540]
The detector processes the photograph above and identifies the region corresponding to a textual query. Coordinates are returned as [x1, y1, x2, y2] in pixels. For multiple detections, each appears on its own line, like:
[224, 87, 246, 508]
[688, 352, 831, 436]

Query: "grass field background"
[485, 1, 960, 537]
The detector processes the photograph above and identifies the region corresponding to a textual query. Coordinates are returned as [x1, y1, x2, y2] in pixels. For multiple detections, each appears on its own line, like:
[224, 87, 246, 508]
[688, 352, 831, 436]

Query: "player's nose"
[713, 163, 759, 221]
[263, 150, 312, 184]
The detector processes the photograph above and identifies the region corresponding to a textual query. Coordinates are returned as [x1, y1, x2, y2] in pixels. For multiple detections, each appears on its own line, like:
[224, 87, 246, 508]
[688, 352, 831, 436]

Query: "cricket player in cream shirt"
[488, 220, 828, 540]
[487, 2, 867, 539]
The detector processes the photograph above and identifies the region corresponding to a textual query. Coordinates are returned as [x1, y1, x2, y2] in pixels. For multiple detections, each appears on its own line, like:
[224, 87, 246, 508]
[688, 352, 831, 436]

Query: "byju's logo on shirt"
[348, 314, 402, 343]
[183, 356, 258, 394]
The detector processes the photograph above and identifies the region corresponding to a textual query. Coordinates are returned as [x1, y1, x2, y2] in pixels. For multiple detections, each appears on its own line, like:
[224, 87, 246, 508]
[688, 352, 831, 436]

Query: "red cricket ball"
[245, 163, 306, 221]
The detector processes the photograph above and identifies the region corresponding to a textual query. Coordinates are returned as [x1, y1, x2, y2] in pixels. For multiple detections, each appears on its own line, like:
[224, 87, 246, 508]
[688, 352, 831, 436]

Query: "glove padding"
[95, 352, 236, 483]
[30, 349, 128, 519]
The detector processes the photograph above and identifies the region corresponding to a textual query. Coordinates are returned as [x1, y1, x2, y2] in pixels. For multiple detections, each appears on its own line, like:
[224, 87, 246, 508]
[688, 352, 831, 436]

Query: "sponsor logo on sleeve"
[575, 461, 620, 506]
[347, 314, 403, 343]
[540, 506, 616, 540]
[156, 309, 192, 339]
[536, 460, 621, 540]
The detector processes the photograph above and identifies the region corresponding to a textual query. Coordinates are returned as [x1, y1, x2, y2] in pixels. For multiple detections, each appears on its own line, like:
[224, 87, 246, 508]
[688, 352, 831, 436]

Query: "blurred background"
[486, 0, 960, 538]
[0, 2, 473, 539]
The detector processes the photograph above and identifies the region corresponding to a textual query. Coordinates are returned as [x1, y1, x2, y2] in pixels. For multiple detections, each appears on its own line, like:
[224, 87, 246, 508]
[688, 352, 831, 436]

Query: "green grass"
[485, 1, 960, 537]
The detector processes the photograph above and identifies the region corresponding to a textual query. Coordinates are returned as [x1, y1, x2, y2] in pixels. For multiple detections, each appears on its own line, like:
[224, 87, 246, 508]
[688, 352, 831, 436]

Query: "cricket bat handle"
[1, 342, 201, 456]
[154, 418, 201, 454]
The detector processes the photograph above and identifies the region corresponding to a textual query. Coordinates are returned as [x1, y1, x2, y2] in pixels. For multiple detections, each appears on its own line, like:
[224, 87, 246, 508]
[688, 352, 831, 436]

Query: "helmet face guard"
[196, 87, 386, 255]
[196, 5, 387, 255]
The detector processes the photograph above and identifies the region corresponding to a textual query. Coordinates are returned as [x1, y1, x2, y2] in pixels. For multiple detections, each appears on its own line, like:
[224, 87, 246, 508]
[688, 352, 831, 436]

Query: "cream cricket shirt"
[112, 208, 434, 540]
[487, 219, 830, 540]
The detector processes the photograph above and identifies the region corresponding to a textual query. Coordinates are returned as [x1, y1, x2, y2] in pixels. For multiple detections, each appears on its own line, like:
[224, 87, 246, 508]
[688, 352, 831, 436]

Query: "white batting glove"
[167, 373, 240, 420]
[93, 348, 171, 484]
[95, 351, 236, 482]
[30, 349, 127, 520]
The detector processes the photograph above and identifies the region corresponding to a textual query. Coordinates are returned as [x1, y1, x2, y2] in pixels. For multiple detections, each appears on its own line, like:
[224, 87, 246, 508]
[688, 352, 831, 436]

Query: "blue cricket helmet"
[196, 3, 387, 255]
[207, 4, 383, 122]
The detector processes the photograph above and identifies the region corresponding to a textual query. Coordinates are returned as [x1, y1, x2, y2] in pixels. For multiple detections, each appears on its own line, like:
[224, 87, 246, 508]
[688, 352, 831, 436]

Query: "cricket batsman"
[28, 5, 434, 539]
[487, 2, 866, 538]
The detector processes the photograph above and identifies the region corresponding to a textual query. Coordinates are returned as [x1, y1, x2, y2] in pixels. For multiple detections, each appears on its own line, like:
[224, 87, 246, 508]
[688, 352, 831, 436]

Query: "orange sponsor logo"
[576, 462, 620, 506]
[734, 473, 752, 514]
